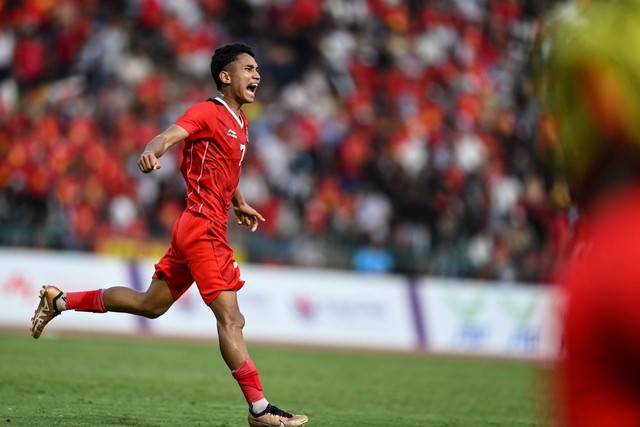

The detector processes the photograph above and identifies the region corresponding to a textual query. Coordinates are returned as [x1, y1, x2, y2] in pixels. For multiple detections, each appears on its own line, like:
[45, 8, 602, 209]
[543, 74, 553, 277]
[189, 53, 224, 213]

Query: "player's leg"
[209, 290, 250, 368]
[31, 211, 195, 339]
[183, 210, 307, 426]
[209, 291, 308, 427]
[102, 279, 176, 317]
[30, 279, 176, 339]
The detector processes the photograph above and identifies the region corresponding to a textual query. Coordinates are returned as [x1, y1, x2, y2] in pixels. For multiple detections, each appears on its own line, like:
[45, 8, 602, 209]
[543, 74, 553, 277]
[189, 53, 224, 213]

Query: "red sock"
[66, 290, 106, 313]
[232, 359, 264, 403]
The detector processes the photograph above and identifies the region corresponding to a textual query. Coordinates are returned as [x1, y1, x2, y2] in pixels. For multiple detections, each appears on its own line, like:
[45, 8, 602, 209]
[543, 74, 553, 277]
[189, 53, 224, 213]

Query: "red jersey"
[174, 97, 249, 223]
[558, 184, 640, 426]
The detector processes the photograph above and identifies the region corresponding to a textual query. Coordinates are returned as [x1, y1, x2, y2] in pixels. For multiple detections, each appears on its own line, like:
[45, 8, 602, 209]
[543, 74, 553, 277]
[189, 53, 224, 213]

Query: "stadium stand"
[0, 0, 564, 282]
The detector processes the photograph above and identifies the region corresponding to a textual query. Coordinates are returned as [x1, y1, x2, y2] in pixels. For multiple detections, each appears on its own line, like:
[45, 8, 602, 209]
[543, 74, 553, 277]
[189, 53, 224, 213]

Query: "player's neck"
[217, 92, 242, 115]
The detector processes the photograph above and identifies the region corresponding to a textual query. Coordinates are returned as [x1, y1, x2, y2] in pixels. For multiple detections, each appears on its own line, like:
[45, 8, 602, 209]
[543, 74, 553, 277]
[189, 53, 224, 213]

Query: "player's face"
[224, 53, 260, 105]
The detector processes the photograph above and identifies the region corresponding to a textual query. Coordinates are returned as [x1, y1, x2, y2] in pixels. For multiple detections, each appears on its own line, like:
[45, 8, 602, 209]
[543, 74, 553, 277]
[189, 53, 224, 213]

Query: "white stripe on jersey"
[186, 142, 195, 199]
[215, 96, 244, 128]
[195, 140, 210, 213]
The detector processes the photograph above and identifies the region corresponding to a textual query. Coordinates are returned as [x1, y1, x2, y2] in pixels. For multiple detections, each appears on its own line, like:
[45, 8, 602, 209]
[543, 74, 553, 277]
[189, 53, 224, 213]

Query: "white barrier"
[145, 263, 415, 350]
[0, 249, 415, 351]
[418, 277, 561, 359]
[0, 249, 561, 358]
[0, 249, 138, 334]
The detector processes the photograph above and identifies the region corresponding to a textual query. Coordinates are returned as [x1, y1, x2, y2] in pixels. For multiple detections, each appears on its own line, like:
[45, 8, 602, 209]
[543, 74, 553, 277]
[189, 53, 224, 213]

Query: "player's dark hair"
[210, 43, 255, 90]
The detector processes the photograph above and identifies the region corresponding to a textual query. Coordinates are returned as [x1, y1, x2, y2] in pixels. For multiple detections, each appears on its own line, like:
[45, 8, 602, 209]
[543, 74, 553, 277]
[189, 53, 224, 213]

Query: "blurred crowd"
[0, 0, 567, 283]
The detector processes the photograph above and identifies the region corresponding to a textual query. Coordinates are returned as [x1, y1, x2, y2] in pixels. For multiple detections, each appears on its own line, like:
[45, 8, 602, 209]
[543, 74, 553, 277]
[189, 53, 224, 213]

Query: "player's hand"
[138, 151, 161, 173]
[234, 203, 265, 232]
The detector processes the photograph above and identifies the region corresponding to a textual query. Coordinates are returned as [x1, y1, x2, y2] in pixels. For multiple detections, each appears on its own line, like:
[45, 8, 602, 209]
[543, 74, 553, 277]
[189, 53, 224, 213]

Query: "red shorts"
[153, 209, 245, 305]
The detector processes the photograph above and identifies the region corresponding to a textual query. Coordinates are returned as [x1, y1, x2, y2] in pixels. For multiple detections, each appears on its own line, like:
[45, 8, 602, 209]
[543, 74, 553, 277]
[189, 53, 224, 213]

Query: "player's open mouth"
[247, 83, 258, 94]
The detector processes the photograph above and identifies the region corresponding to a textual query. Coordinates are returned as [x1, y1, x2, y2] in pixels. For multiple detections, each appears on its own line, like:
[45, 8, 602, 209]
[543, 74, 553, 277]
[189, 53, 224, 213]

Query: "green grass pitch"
[0, 331, 551, 426]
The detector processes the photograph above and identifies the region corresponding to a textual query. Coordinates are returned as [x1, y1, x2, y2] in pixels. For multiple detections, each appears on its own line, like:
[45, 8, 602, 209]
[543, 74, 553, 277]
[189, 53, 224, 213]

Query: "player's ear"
[219, 70, 231, 86]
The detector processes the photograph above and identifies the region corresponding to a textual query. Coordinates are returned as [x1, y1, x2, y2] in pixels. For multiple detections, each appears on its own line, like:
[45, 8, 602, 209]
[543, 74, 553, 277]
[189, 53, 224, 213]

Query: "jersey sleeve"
[174, 102, 216, 139]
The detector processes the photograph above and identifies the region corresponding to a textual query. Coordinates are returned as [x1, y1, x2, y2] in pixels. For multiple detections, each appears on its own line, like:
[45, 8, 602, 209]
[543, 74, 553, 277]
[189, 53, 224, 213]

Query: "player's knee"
[139, 302, 169, 319]
[142, 307, 166, 319]
[218, 311, 245, 330]
[136, 287, 173, 318]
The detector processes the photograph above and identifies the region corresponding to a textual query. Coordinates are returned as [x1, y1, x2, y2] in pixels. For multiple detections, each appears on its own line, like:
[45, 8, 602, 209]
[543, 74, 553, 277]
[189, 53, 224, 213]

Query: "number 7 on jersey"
[239, 144, 246, 166]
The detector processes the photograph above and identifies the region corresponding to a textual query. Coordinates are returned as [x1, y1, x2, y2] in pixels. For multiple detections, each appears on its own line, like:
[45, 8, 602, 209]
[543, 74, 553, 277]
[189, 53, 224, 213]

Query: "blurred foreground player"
[544, 1, 640, 426]
[29, 43, 308, 427]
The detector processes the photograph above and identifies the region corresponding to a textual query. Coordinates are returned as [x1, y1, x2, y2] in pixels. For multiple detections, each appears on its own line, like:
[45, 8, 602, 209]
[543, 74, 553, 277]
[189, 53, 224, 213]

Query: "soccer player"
[544, 1, 640, 425]
[30, 43, 308, 427]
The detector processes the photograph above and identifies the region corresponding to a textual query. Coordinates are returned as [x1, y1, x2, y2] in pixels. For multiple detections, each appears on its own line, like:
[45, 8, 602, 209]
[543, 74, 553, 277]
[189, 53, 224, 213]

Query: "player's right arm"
[137, 124, 189, 173]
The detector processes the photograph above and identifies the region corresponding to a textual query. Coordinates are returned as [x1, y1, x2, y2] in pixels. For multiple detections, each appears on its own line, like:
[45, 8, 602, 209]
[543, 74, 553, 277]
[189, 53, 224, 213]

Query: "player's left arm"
[232, 189, 265, 232]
